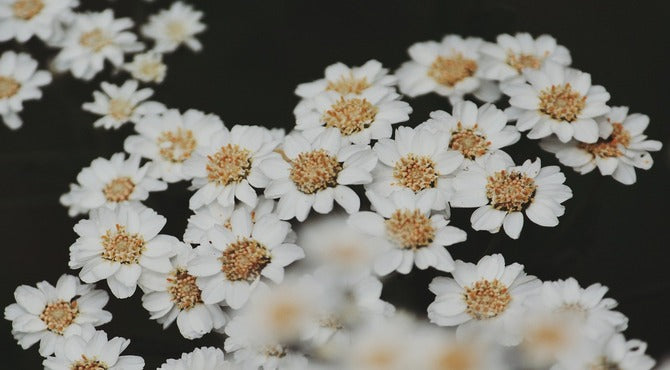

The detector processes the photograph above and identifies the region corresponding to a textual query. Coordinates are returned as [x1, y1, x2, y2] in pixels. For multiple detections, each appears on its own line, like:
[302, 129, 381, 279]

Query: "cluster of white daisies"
[2, 1, 663, 368]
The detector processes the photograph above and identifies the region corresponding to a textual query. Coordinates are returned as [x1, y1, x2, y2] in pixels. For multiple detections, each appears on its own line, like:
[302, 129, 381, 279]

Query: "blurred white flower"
[142, 1, 206, 53]
[82, 80, 166, 129]
[0, 51, 51, 129]
[123, 52, 167, 83]
[0, 0, 78, 43]
[552, 333, 655, 370]
[158, 347, 232, 370]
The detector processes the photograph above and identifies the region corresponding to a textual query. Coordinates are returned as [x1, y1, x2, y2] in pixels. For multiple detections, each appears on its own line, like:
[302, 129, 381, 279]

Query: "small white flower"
[451, 153, 572, 239]
[0, 0, 78, 43]
[349, 189, 467, 275]
[552, 334, 655, 370]
[260, 129, 377, 221]
[187, 208, 304, 309]
[53, 10, 143, 80]
[140, 243, 228, 339]
[123, 52, 167, 83]
[503, 63, 610, 143]
[82, 80, 166, 129]
[59, 152, 167, 217]
[142, 1, 206, 53]
[0, 51, 51, 129]
[69, 203, 178, 298]
[540, 106, 663, 185]
[42, 325, 144, 370]
[4, 274, 111, 357]
[158, 347, 232, 370]
[124, 109, 225, 183]
[428, 254, 541, 346]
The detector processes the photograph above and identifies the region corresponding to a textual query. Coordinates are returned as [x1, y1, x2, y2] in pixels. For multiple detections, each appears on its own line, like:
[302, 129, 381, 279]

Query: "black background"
[1, 1, 669, 368]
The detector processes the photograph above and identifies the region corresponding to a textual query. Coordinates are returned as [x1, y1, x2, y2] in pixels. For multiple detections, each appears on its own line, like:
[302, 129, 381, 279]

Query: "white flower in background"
[294, 87, 412, 144]
[349, 189, 467, 275]
[123, 52, 167, 83]
[451, 153, 572, 239]
[553, 334, 655, 370]
[428, 254, 541, 346]
[540, 106, 663, 185]
[140, 243, 228, 339]
[367, 126, 463, 210]
[69, 203, 178, 298]
[53, 10, 143, 80]
[4, 274, 111, 357]
[82, 80, 166, 129]
[43, 326, 144, 370]
[0, 0, 78, 43]
[503, 63, 610, 143]
[187, 208, 304, 309]
[260, 129, 377, 221]
[479, 33, 571, 81]
[183, 124, 279, 210]
[158, 347, 233, 370]
[0, 51, 51, 129]
[142, 1, 205, 53]
[124, 109, 225, 183]
[59, 152, 167, 217]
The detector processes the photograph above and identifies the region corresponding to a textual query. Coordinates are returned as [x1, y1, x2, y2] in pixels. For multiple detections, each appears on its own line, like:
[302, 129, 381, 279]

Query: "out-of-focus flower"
[142, 1, 205, 53]
[82, 80, 165, 129]
[552, 333, 655, 370]
[0, 0, 78, 43]
[158, 347, 233, 370]
[123, 52, 167, 83]
[0, 51, 51, 129]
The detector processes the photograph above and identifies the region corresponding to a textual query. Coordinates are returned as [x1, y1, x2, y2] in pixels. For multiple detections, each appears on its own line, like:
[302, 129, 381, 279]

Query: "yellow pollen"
[39, 300, 79, 335]
[264, 345, 287, 358]
[463, 279, 511, 320]
[101, 224, 145, 264]
[319, 315, 344, 330]
[506, 53, 542, 72]
[289, 149, 342, 194]
[167, 269, 202, 310]
[363, 348, 396, 368]
[538, 83, 586, 122]
[526, 324, 568, 350]
[427, 54, 478, 87]
[0, 76, 20, 99]
[157, 128, 197, 162]
[12, 0, 43, 20]
[206, 144, 252, 186]
[449, 123, 491, 160]
[166, 21, 187, 42]
[71, 355, 108, 370]
[434, 346, 476, 370]
[79, 29, 112, 52]
[578, 122, 630, 158]
[385, 209, 435, 250]
[322, 97, 378, 136]
[220, 237, 271, 281]
[486, 170, 537, 212]
[588, 357, 621, 370]
[326, 73, 371, 95]
[107, 99, 134, 121]
[392, 153, 438, 192]
[138, 61, 163, 80]
[102, 176, 135, 202]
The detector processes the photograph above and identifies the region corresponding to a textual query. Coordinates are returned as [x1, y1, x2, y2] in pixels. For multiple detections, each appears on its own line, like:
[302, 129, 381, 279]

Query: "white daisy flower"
[82, 80, 166, 129]
[122, 52, 167, 83]
[503, 63, 611, 143]
[183, 124, 279, 210]
[294, 87, 412, 144]
[142, 1, 206, 53]
[59, 152, 167, 217]
[42, 325, 144, 370]
[187, 208, 304, 309]
[4, 274, 111, 357]
[124, 109, 225, 183]
[552, 334, 655, 370]
[427, 254, 541, 346]
[69, 203, 178, 299]
[0, 51, 51, 129]
[540, 106, 663, 185]
[140, 242, 228, 339]
[158, 347, 232, 370]
[0, 0, 78, 43]
[260, 129, 377, 221]
[367, 126, 464, 211]
[450, 153, 572, 239]
[349, 189, 467, 276]
[479, 33, 571, 81]
[53, 10, 144, 80]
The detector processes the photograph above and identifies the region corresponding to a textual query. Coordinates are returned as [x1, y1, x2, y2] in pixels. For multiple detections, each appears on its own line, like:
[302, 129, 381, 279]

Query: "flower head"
[142, 1, 206, 53]
[0, 51, 51, 129]
[82, 80, 166, 129]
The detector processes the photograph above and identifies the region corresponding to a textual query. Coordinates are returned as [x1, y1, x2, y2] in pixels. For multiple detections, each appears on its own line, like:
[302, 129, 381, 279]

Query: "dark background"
[1, 1, 669, 368]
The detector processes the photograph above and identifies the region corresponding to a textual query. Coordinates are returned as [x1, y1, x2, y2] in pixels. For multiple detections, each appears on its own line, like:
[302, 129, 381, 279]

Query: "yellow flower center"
[463, 279, 511, 319]
[588, 357, 620, 370]
[486, 170, 537, 212]
[538, 83, 586, 122]
[392, 154, 438, 192]
[289, 149, 342, 194]
[12, 0, 44, 20]
[428, 54, 478, 87]
[107, 99, 134, 121]
[322, 97, 378, 136]
[449, 123, 490, 160]
[385, 209, 435, 250]
[220, 237, 271, 281]
[39, 300, 79, 335]
[157, 128, 197, 162]
[167, 269, 202, 310]
[433, 346, 477, 370]
[326, 73, 370, 95]
[79, 29, 112, 52]
[206, 144, 252, 185]
[0, 76, 20, 99]
[102, 176, 135, 202]
[578, 122, 630, 158]
[101, 224, 145, 264]
[506, 53, 542, 72]
[71, 356, 108, 370]
[166, 21, 187, 42]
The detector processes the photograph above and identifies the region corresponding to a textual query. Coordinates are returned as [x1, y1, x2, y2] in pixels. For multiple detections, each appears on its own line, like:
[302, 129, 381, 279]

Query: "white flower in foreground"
[349, 190, 467, 275]
[261, 129, 377, 221]
[123, 52, 167, 83]
[540, 106, 663, 185]
[69, 204, 178, 298]
[0, 51, 51, 129]
[479, 33, 571, 81]
[4, 275, 111, 356]
[553, 334, 655, 370]
[53, 10, 143, 80]
[187, 208, 304, 309]
[43, 326, 144, 370]
[158, 347, 232, 370]
[124, 109, 225, 183]
[82, 80, 166, 129]
[59, 152, 167, 217]
[428, 254, 541, 346]
[142, 1, 205, 53]
[451, 153, 572, 239]
[0, 0, 78, 43]
[503, 63, 610, 143]
[367, 126, 463, 210]
[140, 243, 228, 339]
[183, 124, 279, 210]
